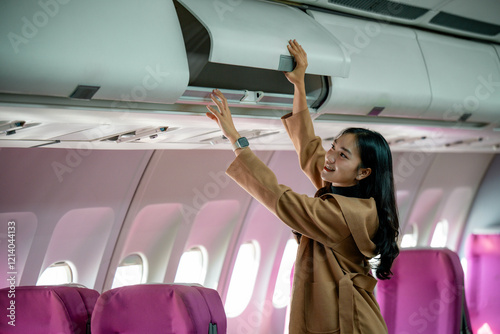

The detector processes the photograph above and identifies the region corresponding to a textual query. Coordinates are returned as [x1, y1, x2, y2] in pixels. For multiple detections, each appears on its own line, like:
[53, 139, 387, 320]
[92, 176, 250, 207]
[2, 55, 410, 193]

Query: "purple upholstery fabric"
[377, 248, 467, 334]
[466, 234, 500, 333]
[91, 284, 227, 334]
[0, 285, 99, 333]
[190, 285, 227, 333]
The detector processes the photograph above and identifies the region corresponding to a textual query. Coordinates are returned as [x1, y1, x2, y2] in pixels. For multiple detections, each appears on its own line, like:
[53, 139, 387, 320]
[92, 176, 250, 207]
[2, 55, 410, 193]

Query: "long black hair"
[339, 128, 400, 280]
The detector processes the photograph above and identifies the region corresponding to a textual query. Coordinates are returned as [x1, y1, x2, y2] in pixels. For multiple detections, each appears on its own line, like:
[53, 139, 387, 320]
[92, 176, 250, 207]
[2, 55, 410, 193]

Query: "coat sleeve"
[226, 149, 358, 246]
[281, 109, 326, 190]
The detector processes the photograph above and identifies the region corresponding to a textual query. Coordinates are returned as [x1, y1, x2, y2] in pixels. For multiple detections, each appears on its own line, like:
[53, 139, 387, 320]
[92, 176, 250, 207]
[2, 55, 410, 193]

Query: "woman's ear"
[356, 167, 372, 181]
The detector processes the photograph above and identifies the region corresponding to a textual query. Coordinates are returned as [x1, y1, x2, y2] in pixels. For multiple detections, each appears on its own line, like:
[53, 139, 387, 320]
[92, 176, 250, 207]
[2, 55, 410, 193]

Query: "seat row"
[377, 234, 500, 334]
[377, 248, 472, 333]
[1, 234, 498, 333]
[0, 283, 226, 334]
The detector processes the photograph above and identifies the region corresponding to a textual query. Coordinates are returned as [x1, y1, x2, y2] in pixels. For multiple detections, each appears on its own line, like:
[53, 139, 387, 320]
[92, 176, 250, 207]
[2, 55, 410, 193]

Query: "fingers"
[205, 111, 217, 121]
[297, 43, 306, 57]
[287, 40, 307, 73]
[289, 39, 300, 50]
[205, 89, 240, 141]
[206, 89, 231, 123]
[289, 41, 307, 64]
[210, 93, 223, 111]
[210, 89, 230, 113]
[206, 105, 219, 116]
[287, 39, 306, 57]
[211, 89, 225, 104]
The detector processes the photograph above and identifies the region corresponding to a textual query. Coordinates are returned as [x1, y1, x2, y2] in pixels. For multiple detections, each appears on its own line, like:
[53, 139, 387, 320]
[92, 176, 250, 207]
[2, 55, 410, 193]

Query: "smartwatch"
[232, 137, 249, 151]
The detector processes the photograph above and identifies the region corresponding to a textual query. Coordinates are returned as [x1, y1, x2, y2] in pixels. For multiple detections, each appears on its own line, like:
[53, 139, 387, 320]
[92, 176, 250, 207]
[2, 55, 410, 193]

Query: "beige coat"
[226, 109, 387, 334]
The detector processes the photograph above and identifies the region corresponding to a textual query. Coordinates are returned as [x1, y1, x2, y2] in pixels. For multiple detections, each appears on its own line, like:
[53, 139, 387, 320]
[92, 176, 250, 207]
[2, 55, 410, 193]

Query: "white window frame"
[272, 239, 298, 308]
[430, 219, 449, 248]
[401, 223, 418, 248]
[225, 240, 261, 317]
[174, 246, 208, 286]
[37, 261, 75, 286]
[111, 253, 148, 289]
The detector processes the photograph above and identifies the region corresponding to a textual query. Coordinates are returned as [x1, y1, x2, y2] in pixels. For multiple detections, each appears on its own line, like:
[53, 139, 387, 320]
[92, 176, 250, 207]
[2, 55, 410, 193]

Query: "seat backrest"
[0, 285, 99, 334]
[91, 284, 227, 334]
[190, 285, 227, 334]
[377, 248, 470, 334]
[466, 233, 500, 333]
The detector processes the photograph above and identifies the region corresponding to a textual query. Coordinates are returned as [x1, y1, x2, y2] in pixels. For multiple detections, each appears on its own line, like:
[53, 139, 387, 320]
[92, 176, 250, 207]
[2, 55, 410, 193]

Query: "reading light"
[240, 90, 264, 104]
[102, 127, 169, 143]
[0, 120, 26, 134]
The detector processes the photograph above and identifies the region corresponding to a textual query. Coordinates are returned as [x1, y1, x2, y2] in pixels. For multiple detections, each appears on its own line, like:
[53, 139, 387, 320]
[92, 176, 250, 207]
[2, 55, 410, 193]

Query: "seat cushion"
[0, 285, 99, 334]
[91, 284, 226, 333]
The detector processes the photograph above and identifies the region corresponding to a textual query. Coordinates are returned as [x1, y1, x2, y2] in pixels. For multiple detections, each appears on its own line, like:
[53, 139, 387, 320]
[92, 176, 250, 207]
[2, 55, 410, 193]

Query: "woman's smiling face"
[320, 133, 371, 187]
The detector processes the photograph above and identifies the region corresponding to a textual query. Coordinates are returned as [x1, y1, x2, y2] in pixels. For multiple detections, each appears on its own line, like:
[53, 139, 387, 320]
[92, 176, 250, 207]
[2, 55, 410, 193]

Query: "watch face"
[239, 137, 249, 147]
[233, 137, 249, 150]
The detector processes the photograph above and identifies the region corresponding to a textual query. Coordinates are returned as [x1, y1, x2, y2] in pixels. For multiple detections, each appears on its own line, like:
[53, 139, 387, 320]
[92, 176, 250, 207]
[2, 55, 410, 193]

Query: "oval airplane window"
[174, 246, 208, 285]
[37, 261, 75, 285]
[401, 223, 418, 248]
[461, 257, 468, 283]
[430, 219, 449, 248]
[225, 241, 261, 317]
[111, 253, 147, 289]
[272, 239, 298, 308]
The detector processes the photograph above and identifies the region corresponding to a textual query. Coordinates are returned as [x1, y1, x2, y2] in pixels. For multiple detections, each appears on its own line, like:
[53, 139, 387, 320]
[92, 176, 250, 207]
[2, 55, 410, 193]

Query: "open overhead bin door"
[176, 0, 349, 77]
[175, 0, 349, 109]
[0, 0, 189, 104]
[309, 11, 432, 118]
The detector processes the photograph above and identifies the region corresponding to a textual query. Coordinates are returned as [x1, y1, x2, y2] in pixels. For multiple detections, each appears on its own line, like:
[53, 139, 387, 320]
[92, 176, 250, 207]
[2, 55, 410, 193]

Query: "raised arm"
[283, 40, 326, 189]
[284, 40, 308, 115]
[204, 82, 345, 244]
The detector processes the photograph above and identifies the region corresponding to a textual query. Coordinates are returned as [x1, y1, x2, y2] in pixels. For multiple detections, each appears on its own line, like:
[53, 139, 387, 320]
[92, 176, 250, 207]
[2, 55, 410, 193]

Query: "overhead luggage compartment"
[176, 0, 349, 76]
[174, 0, 350, 109]
[0, 0, 189, 104]
[416, 31, 500, 123]
[309, 11, 432, 118]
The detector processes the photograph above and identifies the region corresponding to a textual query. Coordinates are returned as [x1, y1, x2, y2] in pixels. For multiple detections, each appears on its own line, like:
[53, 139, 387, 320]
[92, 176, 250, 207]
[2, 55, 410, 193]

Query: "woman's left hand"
[206, 89, 241, 144]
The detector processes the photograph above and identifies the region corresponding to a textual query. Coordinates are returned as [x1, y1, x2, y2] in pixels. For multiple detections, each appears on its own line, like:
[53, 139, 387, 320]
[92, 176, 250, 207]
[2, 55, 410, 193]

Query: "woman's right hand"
[284, 39, 308, 86]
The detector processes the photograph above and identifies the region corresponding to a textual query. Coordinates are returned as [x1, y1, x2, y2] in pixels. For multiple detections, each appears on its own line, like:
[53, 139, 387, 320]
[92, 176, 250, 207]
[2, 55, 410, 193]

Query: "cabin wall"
[460, 154, 500, 253]
[0, 147, 152, 288]
[103, 148, 261, 291]
[394, 152, 494, 250]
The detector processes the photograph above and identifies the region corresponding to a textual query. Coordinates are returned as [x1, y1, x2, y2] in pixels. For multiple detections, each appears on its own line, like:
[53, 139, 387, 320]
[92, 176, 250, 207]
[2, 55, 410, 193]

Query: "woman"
[206, 40, 399, 334]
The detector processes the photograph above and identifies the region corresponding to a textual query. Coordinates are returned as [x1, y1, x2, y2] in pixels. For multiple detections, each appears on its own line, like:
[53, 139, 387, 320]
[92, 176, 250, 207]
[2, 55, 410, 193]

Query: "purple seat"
[466, 234, 500, 333]
[91, 284, 227, 334]
[377, 248, 471, 334]
[0, 285, 99, 334]
[190, 285, 227, 333]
